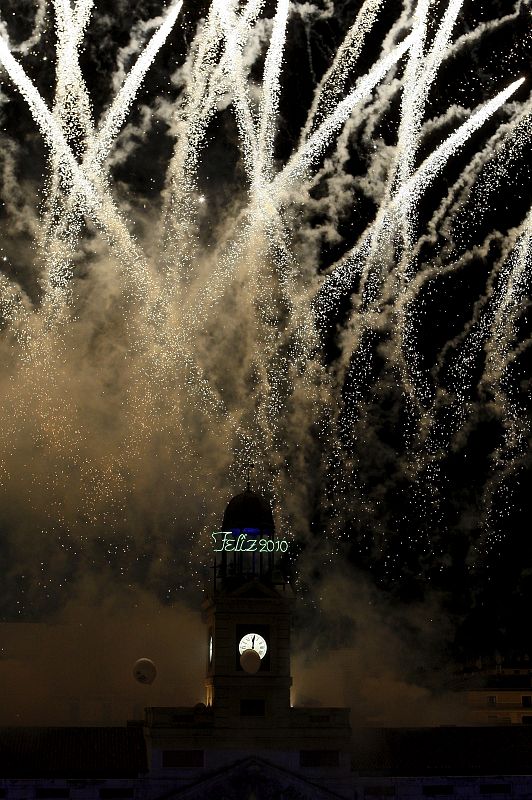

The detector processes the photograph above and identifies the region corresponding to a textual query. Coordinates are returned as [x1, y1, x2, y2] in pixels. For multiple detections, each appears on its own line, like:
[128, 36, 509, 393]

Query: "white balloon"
[240, 648, 261, 674]
[133, 658, 157, 685]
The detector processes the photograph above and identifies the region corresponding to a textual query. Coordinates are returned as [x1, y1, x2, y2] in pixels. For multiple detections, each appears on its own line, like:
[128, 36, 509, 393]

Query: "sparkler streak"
[485, 209, 532, 413]
[1, 0, 183, 303]
[318, 78, 526, 319]
[85, 0, 183, 178]
[47, 0, 182, 229]
[272, 33, 415, 200]
[255, 0, 289, 188]
[395, 79, 525, 207]
[0, 0, 529, 565]
[0, 37, 151, 295]
[211, 0, 261, 181]
[159, 0, 266, 276]
[393, 0, 464, 292]
[300, 0, 384, 142]
[391, 0, 430, 199]
[42, 0, 96, 294]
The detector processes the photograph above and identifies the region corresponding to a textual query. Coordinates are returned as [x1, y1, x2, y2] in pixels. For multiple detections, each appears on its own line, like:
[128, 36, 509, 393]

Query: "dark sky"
[0, 0, 531, 724]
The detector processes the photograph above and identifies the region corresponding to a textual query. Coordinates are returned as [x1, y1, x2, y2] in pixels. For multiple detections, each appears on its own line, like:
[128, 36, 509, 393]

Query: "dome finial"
[222, 480, 274, 533]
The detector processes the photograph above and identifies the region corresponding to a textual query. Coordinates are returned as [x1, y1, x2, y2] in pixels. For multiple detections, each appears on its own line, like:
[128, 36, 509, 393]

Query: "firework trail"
[0, 0, 529, 582]
[300, 0, 385, 141]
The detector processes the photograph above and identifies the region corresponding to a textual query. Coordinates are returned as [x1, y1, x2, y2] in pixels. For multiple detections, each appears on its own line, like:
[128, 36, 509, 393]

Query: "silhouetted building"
[465, 663, 532, 725]
[3, 489, 532, 798]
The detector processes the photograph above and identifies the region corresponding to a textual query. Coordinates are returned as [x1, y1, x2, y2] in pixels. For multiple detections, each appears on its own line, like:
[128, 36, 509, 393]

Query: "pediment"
[159, 755, 345, 800]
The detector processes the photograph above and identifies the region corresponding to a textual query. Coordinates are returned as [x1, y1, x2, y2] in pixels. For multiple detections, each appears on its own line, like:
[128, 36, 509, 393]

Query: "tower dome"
[222, 487, 274, 536]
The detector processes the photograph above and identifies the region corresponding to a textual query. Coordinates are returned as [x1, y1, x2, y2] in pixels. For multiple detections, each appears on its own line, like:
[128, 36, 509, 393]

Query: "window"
[487, 695, 497, 706]
[299, 750, 339, 768]
[479, 786, 511, 795]
[240, 698, 265, 716]
[36, 791, 70, 799]
[162, 750, 204, 769]
[522, 696, 532, 707]
[422, 787, 454, 796]
[99, 790, 134, 799]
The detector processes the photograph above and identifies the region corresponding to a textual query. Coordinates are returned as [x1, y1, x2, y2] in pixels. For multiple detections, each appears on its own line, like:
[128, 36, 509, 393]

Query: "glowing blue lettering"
[212, 532, 289, 553]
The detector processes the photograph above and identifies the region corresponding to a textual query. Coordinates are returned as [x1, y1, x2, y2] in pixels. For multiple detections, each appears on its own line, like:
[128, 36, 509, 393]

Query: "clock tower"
[202, 485, 295, 731]
[143, 485, 352, 798]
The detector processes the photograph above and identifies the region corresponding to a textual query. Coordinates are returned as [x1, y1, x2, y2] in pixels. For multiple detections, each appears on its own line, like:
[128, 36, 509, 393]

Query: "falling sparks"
[0, 0, 530, 610]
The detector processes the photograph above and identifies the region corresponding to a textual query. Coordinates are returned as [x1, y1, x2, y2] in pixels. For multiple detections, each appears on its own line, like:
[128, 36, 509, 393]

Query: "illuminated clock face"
[238, 633, 267, 659]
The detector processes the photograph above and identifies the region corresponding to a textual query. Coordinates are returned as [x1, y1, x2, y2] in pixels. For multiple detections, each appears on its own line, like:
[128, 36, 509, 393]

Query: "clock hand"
[251, 635, 255, 649]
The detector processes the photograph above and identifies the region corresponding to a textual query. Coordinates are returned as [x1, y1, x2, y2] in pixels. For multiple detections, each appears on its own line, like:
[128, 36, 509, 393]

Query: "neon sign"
[212, 532, 289, 553]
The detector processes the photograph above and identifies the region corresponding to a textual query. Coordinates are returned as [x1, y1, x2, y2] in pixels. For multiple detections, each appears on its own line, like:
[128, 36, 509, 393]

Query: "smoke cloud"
[0, 0, 530, 727]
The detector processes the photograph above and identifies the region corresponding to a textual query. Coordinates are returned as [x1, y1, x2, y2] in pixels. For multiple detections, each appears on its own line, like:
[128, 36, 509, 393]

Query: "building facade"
[465, 667, 532, 725]
[3, 489, 532, 798]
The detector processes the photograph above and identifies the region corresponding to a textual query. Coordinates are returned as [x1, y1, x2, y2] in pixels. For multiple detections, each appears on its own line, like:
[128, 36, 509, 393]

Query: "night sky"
[0, 0, 531, 725]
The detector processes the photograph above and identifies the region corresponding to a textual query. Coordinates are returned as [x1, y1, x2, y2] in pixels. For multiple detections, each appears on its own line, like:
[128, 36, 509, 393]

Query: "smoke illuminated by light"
[0, 0, 529, 601]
